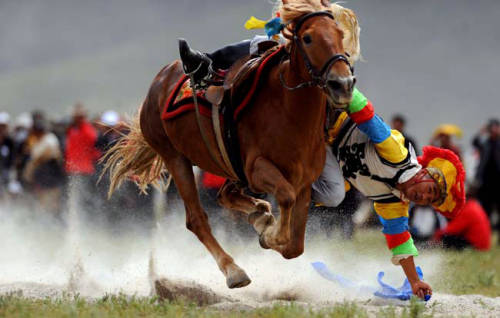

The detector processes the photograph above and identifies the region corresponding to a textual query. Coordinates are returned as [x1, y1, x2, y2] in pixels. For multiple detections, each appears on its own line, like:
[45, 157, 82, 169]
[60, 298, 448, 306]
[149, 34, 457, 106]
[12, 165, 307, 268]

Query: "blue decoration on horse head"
[265, 17, 285, 38]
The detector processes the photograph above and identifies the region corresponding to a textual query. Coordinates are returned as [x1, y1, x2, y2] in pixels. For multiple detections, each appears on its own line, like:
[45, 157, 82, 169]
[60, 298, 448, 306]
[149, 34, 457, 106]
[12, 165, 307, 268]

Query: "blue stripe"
[357, 114, 391, 143]
[378, 216, 409, 234]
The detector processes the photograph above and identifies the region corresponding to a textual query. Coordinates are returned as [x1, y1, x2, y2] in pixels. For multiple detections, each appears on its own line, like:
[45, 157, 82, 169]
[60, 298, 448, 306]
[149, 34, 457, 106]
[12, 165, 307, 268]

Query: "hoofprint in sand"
[0, 203, 498, 317]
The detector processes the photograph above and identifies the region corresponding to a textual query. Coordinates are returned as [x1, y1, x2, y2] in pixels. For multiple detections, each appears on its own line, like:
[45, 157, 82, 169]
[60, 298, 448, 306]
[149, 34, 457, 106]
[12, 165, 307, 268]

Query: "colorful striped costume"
[330, 88, 421, 265]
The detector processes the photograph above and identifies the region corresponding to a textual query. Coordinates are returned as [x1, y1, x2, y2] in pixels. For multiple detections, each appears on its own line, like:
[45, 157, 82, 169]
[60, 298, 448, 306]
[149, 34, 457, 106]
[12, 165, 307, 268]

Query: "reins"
[280, 11, 353, 91]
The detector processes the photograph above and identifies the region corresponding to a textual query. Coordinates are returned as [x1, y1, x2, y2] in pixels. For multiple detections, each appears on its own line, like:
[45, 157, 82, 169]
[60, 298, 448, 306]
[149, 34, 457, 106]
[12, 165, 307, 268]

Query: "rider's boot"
[178, 38, 212, 86]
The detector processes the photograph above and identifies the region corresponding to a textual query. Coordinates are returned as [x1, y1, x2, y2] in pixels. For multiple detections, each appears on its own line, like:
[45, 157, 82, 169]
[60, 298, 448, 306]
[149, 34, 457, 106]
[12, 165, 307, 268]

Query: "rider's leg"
[178, 38, 251, 84]
[207, 40, 251, 70]
[311, 146, 346, 207]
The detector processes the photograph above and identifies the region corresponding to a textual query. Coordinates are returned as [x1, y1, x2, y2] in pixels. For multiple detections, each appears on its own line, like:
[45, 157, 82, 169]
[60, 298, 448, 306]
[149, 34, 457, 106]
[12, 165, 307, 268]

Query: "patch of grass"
[375, 298, 436, 318]
[430, 245, 500, 297]
[0, 295, 376, 318]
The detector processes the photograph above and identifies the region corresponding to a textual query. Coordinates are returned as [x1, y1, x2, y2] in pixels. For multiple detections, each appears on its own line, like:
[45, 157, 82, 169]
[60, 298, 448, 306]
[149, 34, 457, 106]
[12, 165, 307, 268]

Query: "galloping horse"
[105, 0, 354, 289]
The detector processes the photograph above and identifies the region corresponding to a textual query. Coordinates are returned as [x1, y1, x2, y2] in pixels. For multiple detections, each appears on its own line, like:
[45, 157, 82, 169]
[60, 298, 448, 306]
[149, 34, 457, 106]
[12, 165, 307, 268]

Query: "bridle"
[280, 11, 353, 90]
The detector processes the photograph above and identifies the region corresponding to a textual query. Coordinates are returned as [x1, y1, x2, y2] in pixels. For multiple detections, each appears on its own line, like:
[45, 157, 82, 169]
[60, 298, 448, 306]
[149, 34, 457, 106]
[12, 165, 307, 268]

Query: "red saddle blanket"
[161, 46, 286, 122]
[161, 75, 212, 120]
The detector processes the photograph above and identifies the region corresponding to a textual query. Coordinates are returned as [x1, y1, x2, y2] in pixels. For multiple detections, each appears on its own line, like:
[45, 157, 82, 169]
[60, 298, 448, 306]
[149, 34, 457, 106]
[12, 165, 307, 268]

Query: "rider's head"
[399, 168, 445, 206]
[400, 146, 466, 218]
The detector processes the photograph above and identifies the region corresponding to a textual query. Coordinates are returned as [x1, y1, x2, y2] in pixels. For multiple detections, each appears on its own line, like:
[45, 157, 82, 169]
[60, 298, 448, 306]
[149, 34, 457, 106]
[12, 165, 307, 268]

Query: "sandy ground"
[0, 199, 498, 317]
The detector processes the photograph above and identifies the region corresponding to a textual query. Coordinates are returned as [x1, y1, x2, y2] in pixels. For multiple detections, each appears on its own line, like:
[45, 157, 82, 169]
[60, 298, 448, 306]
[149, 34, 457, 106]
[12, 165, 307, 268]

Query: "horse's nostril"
[327, 80, 342, 92]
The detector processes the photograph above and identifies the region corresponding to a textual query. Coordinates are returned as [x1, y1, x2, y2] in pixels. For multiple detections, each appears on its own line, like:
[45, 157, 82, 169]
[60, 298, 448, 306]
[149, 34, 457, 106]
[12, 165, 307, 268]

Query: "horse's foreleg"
[165, 155, 251, 288]
[217, 180, 272, 214]
[278, 187, 311, 259]
[249, 157, 296, 251]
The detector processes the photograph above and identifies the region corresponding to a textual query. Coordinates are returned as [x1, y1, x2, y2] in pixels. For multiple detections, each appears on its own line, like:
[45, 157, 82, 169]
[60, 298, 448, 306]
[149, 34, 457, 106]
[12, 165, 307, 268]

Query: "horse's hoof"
[226, 268, 251, 289]
[248, 211, 274, 235]
[248, 211, 264, 225]
[259, 234, 271, 249]
[255, 200, 272, 213]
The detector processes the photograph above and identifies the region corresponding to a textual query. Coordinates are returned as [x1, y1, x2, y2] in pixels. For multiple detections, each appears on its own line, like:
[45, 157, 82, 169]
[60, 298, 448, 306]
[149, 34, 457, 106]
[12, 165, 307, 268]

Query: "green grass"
[349, 229, 500, 297]
[0, 294, 448, 318]
[431, 245, 500, 297]
[0, 294, 373, 318]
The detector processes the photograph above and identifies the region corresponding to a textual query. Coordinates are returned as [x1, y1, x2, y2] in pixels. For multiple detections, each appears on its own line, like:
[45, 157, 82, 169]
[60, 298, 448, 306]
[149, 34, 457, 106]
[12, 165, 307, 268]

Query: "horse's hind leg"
[217, 180, 272, 215]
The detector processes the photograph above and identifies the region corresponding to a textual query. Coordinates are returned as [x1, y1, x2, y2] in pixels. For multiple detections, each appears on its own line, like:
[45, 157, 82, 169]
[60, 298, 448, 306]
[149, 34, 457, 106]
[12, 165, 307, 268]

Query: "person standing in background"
[472, 119, 500, 236]
[23, 112, 65, 217]
[430, 124, 462, 160]
[0, 112, 14, 199]
[65, 103, 99, 176]
[65, 103, 99, 219]
[391, 114, 419, 155]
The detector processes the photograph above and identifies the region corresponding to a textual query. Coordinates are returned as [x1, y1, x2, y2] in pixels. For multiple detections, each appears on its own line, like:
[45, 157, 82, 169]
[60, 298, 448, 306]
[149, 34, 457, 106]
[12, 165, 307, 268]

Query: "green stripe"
[347, 87, 368, 114]
[391, 237, 419, 256]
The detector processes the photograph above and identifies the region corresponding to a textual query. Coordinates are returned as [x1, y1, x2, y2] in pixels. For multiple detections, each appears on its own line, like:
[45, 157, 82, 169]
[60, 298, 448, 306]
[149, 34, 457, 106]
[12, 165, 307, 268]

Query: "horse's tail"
[101, 105, 168, 198]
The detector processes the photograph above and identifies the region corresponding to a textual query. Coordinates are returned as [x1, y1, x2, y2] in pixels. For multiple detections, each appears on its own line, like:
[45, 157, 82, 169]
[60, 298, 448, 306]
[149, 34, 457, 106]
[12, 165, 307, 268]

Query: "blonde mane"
[274, 0, 361, 64]
[277, 0, 332, 23]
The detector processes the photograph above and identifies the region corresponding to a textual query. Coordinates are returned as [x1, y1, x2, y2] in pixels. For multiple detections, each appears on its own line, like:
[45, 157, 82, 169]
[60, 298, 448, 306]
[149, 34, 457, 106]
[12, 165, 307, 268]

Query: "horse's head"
[281, 0, 355, 107]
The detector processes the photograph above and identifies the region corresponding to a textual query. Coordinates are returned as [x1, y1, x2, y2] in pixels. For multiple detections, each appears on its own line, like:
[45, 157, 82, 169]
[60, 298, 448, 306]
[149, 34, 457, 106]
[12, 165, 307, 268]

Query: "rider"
[178, 2, 465, 299]
[319, 92, 465, 298]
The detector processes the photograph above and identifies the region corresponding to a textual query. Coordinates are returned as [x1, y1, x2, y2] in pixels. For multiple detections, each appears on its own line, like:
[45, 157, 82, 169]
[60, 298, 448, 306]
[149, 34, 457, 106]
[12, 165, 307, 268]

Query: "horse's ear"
[320, 0, 330, 7]
[282, 0, 288, 4]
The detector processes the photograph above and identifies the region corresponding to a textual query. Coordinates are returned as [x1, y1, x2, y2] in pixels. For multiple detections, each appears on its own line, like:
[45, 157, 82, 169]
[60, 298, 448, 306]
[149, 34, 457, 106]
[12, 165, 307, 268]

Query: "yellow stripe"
[344, 180, 351, 192]
[374, 201, 409, 219]
[429, 158, 458, 214]
[327, 111, 349, 144]
[374, 130, 408, 163]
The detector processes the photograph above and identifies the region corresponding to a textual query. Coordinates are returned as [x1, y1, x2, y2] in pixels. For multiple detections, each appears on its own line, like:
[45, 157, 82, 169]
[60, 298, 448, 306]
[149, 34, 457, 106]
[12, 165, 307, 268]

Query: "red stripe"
[234, 47, 284, 120]
[161, 74, 188, 120]
[162, 103, 212, 120]
[384, 231, 411, 249]
[349, 101, 374, 125]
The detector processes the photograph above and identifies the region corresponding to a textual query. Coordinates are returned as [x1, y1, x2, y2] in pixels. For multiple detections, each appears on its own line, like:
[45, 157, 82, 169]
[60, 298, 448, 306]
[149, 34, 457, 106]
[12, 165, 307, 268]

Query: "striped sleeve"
[374, 201, 418, 265]
[347, 88, 390, 143]
[347, 88, 408, 163]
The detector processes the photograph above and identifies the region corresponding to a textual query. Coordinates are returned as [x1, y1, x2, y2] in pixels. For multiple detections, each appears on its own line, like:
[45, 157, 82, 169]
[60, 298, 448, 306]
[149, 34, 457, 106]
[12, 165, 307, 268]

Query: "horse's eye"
[302, 34, 312, 45]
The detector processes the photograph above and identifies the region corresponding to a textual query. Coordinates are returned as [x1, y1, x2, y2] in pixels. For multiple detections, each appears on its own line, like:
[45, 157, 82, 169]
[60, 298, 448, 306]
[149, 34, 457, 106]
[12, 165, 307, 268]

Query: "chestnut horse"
[105, 0, 354, 289]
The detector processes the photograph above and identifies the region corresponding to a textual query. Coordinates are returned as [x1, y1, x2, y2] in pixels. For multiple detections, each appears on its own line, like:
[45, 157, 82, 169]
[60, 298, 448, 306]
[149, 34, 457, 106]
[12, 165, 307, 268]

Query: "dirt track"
[1, 279, 499, 317]
[0, 205, 498, 317]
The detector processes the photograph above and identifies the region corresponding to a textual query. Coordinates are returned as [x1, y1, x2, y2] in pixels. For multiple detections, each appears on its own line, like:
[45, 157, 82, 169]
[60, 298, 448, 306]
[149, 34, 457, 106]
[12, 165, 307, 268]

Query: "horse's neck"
[279, 57, 326, 132]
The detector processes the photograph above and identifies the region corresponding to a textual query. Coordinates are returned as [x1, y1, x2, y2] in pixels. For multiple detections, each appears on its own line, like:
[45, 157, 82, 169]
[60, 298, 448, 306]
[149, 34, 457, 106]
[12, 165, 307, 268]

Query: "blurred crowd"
[0, 103, 153, 229]
[0, 105, 498, 250]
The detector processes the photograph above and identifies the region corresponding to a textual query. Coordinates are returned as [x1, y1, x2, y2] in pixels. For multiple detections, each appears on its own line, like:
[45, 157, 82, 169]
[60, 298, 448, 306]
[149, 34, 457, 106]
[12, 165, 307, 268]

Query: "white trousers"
[311, 146, 346, 207]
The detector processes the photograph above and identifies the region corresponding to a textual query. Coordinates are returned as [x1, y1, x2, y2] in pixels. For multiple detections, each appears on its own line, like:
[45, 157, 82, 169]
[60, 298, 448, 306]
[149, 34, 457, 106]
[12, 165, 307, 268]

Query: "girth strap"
[190, 74, 234, 178]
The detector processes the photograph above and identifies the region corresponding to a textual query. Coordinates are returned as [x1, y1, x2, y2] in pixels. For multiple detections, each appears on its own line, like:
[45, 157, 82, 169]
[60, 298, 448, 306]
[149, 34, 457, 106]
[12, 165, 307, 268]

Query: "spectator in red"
[65, 103, 99, 175]
[65, 103, 99, 218]
[433, 192, 491, 251]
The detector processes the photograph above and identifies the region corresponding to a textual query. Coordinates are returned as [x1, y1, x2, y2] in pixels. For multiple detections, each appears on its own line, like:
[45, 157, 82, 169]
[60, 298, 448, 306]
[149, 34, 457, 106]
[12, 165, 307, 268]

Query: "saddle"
[208, 45, 287, 184]
[162, 44, 287, 184]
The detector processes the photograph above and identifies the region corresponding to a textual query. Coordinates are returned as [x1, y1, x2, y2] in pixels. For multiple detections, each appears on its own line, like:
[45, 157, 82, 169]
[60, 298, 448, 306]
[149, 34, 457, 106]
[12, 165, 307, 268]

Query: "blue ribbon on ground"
[311, 261, 431, 301]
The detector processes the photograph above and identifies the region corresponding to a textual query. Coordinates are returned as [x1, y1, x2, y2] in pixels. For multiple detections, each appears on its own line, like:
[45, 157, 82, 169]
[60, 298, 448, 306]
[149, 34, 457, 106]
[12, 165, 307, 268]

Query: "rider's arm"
[347, 88, 409, 163]
[373, 201, 419, 265]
